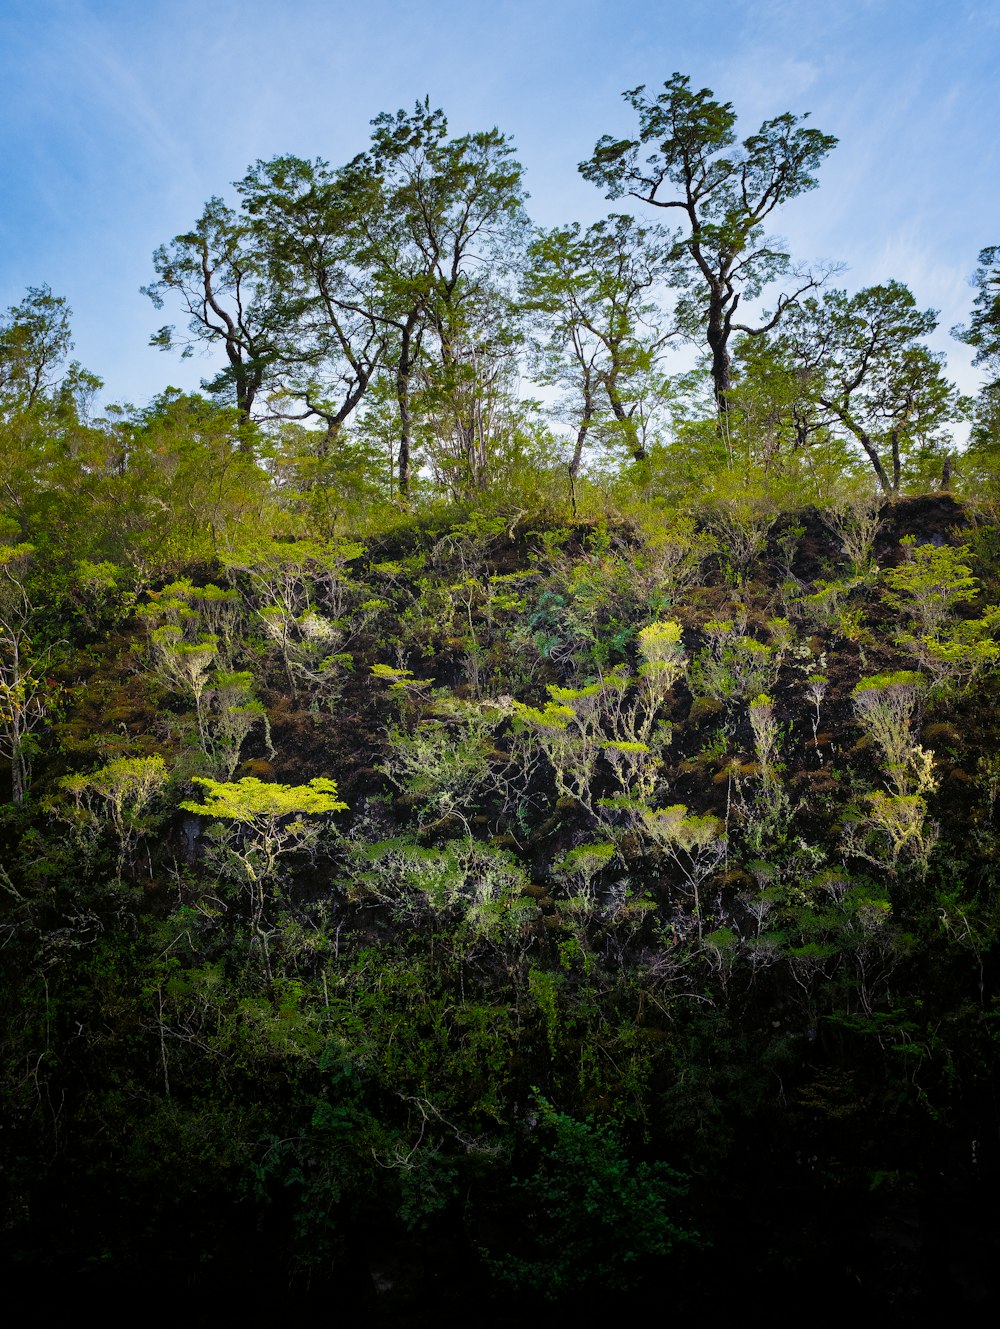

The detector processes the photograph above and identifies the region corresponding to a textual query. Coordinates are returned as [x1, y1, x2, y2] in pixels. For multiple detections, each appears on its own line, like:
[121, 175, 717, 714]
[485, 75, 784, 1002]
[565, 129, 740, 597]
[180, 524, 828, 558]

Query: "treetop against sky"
[0, 0, 996, 407]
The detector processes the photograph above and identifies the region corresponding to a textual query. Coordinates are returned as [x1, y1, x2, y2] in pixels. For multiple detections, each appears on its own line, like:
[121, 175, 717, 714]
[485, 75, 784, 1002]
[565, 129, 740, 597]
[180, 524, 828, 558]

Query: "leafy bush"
[490, 1096, 692, 1298]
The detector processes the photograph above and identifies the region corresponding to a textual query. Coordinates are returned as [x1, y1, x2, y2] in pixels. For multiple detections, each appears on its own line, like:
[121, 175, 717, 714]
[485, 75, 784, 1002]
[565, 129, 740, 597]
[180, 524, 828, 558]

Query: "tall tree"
[236, 155, 389, 455]
[953, 245, 1000, 373]
[0, 285, 73, 417]
[524, 215, 674, 473]
[0, 288, 103, 543]
[580, 73, 837, 424]
[0, 285, 99, 427]
[143, 197, 280, 428]
[346, 101, 529, 496]
[772, 282, 959, 494]
[148, 105, 528, 498]
[411, 282, 526, 499]
[953, 246, 1000, 466]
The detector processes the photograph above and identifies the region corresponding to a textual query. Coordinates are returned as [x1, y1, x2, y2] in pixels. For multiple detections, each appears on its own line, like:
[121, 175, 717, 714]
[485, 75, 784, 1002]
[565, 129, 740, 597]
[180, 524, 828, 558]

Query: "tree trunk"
[707, 297, 732, 419]
[569, 420, 590, 480]
[823, 400, 894, 496]
[396, 329, 413, 499]
[890, 429, 902, 495]
[605, 375, 645, 461]
[569, 380, 595, 480]
[855, 428, 892, 495]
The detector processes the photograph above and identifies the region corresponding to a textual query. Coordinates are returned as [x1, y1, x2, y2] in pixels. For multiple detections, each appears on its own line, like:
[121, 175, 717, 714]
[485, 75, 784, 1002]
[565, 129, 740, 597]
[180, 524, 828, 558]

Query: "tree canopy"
[580, 73, 838, 425]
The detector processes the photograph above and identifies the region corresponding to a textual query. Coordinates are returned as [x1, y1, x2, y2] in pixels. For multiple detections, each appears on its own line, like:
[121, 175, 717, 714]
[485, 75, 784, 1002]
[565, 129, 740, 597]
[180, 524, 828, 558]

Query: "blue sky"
[1, 0, 997, 407]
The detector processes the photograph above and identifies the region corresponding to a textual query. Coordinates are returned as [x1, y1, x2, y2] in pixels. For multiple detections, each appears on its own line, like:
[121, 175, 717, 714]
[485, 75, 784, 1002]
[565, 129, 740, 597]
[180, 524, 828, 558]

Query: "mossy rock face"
[689, 696, 724, 725]
[415, 812, 464, 839]
[791, 769, 840, 795]
[921, 721, 963, 751]
[717, 868, 753, 890]
[714, 761, 759, 784]
[6, 489, 1000, 1305]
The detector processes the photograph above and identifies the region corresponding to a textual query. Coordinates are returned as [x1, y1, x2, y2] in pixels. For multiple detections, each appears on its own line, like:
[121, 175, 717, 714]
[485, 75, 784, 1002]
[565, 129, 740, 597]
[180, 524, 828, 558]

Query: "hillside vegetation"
[3, 73, 1000, 1318]
[3, 487, 1000, 1314]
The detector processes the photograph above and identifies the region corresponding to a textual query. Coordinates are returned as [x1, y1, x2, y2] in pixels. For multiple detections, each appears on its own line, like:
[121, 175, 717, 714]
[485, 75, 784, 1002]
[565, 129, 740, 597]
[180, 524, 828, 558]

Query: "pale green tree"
[338, 101, 529, 496]
[181, 775, 347, 971]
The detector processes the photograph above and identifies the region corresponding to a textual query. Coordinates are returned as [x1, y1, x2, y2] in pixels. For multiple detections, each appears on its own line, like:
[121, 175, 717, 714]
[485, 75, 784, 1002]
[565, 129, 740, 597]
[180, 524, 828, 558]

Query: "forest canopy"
[0, 77, 994, 570]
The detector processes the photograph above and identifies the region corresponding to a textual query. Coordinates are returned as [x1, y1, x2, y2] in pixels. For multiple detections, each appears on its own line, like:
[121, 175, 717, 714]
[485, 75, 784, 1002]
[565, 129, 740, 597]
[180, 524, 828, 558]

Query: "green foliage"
[798, 574, 866, 637]
[689, 616, 778, 704]
[523, 215, 675, 471]
[514, 650, 681, 812]
[701, 476, 780, 585]
[880, 538, 1000, 687]
[203, 669, 269, 778]
[370, 662, 434, 695]
[490, 1095, 693, 1298]
[774, 284, 959, 493]
[6, 72, 1000, 1310]
[58, 754, 169, 874]
[844, 789, 938, 874]
[251, 1053, 375, 1269]
[0, 541, 55, 802]
[882, 538, 980, 632]
[380, 694, 508, 828]
[181, 776, 347, 945]
[552, 841, 616, 892]
[953, 243, 1000, 373]
[350, 834, 534, 944]
[852, 672, 935, 795]
[581, 72, 836, 417]
[181, 774, 346, 822]
[914, 607, 1000, 687]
